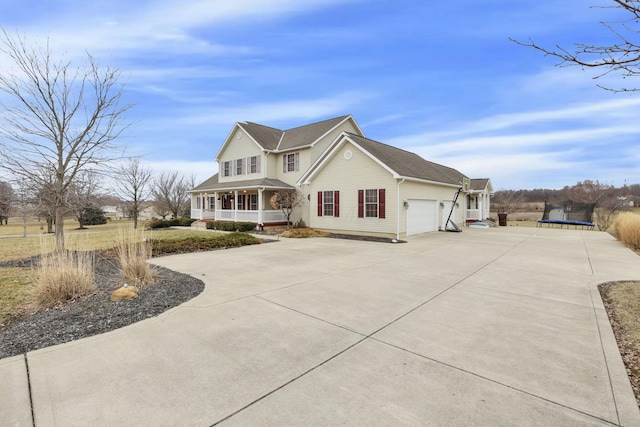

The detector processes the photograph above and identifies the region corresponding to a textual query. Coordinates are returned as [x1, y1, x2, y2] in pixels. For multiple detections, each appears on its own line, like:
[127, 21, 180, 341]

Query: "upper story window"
[222, 161, 232, 177]
[249, 155, 261, 174]
[222, 156, 262, 177]
[235, 158, 245, 176]
[283, 152, 299, 173]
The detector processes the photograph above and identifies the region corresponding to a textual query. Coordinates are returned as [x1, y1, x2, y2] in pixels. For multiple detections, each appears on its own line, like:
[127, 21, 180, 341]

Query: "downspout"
[395, 178, 405, 242]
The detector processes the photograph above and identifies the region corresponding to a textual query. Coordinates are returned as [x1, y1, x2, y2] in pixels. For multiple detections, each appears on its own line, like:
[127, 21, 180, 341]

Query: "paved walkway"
[2, 227, 640, 426]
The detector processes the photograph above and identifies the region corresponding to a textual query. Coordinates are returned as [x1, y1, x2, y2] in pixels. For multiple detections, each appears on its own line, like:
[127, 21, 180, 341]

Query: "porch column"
[199, 193, 204, 220]
[258, 188, 264, 225]
[234, 190, 238, 221]
[214, 192, 218, 219]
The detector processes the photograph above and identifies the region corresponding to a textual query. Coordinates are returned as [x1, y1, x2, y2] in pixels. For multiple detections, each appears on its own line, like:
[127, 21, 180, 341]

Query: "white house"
[190, 115, 492, 239]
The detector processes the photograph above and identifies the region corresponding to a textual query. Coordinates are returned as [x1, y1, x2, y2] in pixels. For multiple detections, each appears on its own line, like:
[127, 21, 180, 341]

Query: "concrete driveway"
[2, 227, 640, 426]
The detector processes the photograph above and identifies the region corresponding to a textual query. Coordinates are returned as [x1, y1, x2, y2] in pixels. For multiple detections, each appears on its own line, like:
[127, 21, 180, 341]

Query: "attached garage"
[406, 199, 438, 236]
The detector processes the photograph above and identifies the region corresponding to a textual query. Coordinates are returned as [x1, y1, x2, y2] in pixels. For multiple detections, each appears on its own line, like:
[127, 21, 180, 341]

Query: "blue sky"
[1, 0, 638, 190]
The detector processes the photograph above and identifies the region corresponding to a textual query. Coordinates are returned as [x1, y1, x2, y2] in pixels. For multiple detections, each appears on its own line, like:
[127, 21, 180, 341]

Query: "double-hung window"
[317, 191, 339, 217]
[222, 161, 232, 177]
[249, 156, 260, 174]
[358, 189, 385, 219]
[235, 158, 244, 176]
[283, 152, 299, 173]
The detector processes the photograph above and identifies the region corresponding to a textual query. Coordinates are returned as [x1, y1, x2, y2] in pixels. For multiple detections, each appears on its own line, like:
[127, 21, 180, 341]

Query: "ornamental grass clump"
[614, 212, 640, 251]
[34, 250, 95, 308]
[116, 226, 156, 289]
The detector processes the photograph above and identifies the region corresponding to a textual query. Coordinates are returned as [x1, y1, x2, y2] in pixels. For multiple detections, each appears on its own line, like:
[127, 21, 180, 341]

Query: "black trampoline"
[536, 201, 596, 230]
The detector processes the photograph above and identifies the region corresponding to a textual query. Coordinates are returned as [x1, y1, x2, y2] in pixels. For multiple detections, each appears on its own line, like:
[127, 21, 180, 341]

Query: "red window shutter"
[334, 191, 340, 217]
[317, 192, 323, 217]
[379, 189, 386, 219]
[358, 190, 364, 218]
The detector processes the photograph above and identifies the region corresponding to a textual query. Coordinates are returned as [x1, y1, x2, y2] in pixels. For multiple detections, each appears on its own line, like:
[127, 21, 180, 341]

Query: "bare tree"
[115, 159, 153, 228]
[0, 180, 12, 225]
[511, 1, 640, 91]
[67, 170, 103, 229]
[269, 189, 304, 228]
[565, 180, 627, 230]
[151, 172, 191, 219]
[491, 190, 522, 215]
[0, 29, 131, 251]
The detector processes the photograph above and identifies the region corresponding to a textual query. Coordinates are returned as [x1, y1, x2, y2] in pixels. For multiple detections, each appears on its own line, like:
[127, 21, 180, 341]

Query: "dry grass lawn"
[0, 219, 231, 325]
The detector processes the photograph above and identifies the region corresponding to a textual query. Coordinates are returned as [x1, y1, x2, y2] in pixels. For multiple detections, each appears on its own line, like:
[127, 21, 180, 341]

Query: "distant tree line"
[493, 183, 640, 204]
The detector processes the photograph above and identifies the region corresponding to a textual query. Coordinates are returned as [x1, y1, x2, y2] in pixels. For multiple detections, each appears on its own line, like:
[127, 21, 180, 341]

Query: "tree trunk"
[55, 205, 65, 252]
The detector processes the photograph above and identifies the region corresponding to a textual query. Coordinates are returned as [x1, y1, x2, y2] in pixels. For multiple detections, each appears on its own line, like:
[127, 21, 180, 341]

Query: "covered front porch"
[465, 192, 491, 222]
[189, 176, 293, 225]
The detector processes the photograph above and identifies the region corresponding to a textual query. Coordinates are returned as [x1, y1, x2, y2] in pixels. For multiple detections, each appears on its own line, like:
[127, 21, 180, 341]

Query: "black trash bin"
[498, 213, 507, 226]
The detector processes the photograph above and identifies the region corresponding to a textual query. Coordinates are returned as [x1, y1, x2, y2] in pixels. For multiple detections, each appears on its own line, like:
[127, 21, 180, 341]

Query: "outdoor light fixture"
[403, 200, 409, 208]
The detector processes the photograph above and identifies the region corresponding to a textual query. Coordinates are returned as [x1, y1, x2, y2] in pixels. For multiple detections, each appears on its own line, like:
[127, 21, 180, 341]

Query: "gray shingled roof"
[470, 178, 490, 191]
[278, 115, 350, 151]
[345, 133, 467, 186]
[238, 115, 350, 152]
[239, 122, 282, 151]
[190, 174, 293, 192]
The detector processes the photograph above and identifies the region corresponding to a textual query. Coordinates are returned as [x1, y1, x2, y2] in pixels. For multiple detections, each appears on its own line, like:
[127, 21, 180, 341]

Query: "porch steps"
[191, 220, 208, 230]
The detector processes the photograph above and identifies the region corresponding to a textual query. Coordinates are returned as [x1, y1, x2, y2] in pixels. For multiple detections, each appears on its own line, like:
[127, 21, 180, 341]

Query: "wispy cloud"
[180, 91, 374, 126]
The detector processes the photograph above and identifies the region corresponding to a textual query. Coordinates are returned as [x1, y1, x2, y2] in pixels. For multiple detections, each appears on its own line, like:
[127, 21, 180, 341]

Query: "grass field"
[0, 219, 253, 325]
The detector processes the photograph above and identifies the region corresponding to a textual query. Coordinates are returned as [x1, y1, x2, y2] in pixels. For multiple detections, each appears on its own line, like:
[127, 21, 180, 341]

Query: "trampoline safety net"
[541, 201, 595, 223]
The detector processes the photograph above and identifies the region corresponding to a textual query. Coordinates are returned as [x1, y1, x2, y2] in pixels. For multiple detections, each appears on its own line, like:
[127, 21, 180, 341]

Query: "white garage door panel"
[407, 199, 437, 236]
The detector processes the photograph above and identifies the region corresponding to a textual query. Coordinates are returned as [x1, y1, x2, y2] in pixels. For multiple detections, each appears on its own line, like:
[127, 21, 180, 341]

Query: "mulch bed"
[599, 281, 640, 409]
[0, 252, 204, 359]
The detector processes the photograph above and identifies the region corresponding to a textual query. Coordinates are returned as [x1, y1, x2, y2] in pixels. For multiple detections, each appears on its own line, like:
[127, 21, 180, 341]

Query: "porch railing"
[191, 209, 215, 220]
[466, 209, 481, 221]
[215, 209, 287, 223]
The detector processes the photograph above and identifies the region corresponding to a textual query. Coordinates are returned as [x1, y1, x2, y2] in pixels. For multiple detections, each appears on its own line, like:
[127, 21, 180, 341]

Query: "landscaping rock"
[110, 284, 140, 302]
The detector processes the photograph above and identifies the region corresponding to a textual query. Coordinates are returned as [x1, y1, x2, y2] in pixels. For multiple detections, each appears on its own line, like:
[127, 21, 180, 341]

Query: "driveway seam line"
[588, 278, 621, 425]
[210, 234, 536, 425]
[581, 231, 621, 424]
[24, 353, 35, 427]
[209, 335, 370, 427]
[369, 337, 620, 426]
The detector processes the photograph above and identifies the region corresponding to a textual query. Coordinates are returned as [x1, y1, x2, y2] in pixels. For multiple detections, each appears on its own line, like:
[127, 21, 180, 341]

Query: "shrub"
[116, 227, 156, 288]
[205, 221, 255, 232]
[148, 218, 197, 229]
[34, 250, 96, 308]
[151, 232, 260, 256]
[614, 212, 640, 251]
[280, 228, 328, 238]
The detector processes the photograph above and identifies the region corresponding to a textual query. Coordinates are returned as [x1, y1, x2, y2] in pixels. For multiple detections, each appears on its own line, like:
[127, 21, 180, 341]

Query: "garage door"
[406, 199, 438, 236]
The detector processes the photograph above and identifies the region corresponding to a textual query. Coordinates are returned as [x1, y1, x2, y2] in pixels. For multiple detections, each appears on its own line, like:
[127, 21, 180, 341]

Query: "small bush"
[614, 212, 640, 251]
[35, 251, 96, 308]
[280, 228, 328, 238]
[116, 227, 156, 288]
[151, 232, 260, 255]
[148, 218, 197, 229]
[293, 219, 307, 229]
[205, 221, 255, 232]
